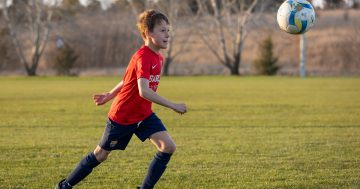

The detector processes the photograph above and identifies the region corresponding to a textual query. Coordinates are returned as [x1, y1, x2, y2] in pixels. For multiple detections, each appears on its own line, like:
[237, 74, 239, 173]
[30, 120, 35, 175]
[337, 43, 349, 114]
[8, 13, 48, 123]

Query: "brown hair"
[137, 10, 169, 39]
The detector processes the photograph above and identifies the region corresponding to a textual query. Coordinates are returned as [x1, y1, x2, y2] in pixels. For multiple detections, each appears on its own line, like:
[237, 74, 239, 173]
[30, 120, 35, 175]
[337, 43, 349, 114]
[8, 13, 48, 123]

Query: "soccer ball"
[277, 0, 316, 34]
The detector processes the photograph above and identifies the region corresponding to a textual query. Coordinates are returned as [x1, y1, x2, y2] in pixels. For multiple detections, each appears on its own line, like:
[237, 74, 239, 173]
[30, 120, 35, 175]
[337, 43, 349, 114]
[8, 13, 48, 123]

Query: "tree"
[154, 0, 196, 76]
[1, 0, 56, 76]
[354, 0, 360, 8]
[0, 28, 10, 70]
[253, 35, 279, 75]
[54, 43, 79, 76]
[197, 0, 267, 75]
[324, 0, 344, 8]
[1, 0, 120, 76]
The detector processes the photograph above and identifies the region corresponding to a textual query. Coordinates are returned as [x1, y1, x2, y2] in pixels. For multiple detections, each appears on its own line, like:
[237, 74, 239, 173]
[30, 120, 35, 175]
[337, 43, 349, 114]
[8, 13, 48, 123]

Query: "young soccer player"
[55, 10, 187, 189]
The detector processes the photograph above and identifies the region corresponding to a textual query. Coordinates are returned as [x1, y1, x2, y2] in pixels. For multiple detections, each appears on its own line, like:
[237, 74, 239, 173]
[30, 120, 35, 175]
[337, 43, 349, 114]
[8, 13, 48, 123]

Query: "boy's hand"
[93, 93, 111, 106]
[172, 103, 187, 114]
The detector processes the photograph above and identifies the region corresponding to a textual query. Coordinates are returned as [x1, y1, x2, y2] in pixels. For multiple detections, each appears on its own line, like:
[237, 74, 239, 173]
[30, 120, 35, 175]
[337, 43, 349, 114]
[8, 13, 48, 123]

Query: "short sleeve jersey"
[108, 45, 163, 125]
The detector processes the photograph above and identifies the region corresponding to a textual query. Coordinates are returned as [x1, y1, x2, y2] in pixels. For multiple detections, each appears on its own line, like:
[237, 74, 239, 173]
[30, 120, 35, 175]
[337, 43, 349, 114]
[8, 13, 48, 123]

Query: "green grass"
[0, 76, 359, 189]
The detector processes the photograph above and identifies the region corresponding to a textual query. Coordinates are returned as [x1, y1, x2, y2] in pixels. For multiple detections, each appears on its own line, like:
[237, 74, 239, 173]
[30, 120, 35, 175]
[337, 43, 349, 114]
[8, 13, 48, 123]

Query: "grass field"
[0, 76, 359, 189]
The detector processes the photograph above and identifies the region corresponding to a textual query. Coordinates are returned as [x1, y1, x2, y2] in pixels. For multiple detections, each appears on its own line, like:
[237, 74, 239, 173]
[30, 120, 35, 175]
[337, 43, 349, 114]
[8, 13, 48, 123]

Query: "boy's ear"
[145, 29, 152, 38]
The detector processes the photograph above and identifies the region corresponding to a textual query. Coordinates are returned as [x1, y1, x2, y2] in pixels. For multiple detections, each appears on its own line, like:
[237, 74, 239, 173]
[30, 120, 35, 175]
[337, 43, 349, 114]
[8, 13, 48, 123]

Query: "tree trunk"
[230, 64, 239, 75]
[230, 51, 241, 76]
[26, 67, 37, 76]
[27, 53, 41, 76]
[163, 56, 172, 76]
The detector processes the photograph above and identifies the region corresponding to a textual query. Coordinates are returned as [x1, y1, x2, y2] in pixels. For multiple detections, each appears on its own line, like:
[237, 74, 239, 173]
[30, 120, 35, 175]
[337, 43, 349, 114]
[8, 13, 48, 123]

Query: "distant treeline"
[0, 0, 359, 76]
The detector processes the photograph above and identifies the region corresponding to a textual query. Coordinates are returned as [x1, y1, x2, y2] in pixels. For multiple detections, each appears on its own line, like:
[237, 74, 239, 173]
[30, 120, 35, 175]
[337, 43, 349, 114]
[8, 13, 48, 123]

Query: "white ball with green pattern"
[277, 0, 316, 34]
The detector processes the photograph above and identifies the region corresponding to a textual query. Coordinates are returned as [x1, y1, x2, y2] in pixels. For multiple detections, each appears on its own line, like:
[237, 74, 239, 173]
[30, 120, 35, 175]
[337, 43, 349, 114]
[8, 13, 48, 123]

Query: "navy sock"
[65, 152, 101, 187]
[140, 151, 172, 189]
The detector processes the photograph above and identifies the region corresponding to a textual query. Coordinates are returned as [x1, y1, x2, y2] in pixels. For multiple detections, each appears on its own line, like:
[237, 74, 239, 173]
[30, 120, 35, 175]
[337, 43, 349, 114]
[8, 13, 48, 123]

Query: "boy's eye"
[160, 28, 170, 32]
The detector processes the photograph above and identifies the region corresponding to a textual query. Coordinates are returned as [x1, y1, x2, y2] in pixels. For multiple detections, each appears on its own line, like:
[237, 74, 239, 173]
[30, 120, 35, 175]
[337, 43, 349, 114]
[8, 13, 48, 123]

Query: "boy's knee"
[161, 143, 176, 154]
[93, 147, 110, 162]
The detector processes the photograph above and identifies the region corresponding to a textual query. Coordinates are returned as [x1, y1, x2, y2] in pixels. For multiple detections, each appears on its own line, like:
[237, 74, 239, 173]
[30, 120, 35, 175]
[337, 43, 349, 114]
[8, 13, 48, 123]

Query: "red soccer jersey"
[108, 45, 163, 125]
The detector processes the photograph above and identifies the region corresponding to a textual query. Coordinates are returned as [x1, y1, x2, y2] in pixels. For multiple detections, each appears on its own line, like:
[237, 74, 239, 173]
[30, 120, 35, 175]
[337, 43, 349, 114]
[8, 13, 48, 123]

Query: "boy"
[55, 10, 187, 189]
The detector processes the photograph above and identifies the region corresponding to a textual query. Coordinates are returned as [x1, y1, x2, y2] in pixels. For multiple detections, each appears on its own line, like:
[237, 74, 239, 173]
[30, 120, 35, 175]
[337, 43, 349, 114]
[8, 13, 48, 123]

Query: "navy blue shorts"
[98, 113, 167, 151]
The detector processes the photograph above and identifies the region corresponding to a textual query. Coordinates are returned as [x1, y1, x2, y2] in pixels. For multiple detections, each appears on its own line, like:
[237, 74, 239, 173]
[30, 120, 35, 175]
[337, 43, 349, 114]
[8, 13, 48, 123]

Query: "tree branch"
[234, 0, 259, 58]
[199, 32, 229, 68]
[39, 5, 53, 56]
[2, 0, 30, 71]
[211, 0, 232, 67]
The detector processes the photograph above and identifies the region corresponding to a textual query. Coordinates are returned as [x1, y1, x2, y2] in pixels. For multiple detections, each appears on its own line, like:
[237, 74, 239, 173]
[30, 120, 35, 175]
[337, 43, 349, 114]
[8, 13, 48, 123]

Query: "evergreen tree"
[253, 35, 279, 75]
[54, 44, 78, 76]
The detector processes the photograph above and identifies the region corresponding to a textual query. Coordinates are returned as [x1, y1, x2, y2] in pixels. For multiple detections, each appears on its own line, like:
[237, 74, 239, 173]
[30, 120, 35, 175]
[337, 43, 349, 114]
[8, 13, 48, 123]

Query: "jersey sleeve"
[136, 55, 151, 80]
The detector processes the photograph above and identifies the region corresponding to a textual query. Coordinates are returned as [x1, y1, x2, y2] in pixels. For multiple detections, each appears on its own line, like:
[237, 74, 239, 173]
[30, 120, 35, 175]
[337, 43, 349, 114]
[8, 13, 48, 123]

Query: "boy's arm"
[137, 78, 187, 114]
[93, 80, 124, 106]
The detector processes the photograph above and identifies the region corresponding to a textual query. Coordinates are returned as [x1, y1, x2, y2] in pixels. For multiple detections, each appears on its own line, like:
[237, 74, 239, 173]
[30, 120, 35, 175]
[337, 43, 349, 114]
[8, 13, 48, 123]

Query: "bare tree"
[197, 0, 265, 75]
[1, 0, 55, 76]
[153, 0, 196, 76]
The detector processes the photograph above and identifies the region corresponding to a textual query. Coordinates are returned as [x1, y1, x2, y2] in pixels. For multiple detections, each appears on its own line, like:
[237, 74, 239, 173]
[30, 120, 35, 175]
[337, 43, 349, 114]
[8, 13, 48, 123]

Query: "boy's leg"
[140, 131, 176, 189]
[57, 146, 110, 189]
[56, 119, 136, 189]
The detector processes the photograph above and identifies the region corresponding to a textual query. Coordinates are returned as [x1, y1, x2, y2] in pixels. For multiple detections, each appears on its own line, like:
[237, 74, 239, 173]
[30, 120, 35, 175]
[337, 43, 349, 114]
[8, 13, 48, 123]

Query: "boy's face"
[147, 20, 170, 50]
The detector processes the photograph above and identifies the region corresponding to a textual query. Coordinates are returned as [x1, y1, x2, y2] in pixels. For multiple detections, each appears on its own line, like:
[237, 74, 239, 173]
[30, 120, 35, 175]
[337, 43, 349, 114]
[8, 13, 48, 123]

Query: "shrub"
[253, 35, 280, 75]
[54, 43, 78, 76]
